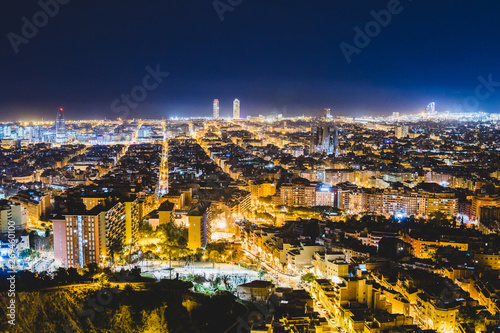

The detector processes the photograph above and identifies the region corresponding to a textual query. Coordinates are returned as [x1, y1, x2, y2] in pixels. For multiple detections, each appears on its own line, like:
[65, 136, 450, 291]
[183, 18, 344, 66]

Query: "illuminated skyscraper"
[158, 120, 169, 198]
[426, 102, 436, 117]
[233, 99, 240, 119]
[55, 108, 66, 143]
[324, 108, 332, 119]
[213, 99, 219, 119]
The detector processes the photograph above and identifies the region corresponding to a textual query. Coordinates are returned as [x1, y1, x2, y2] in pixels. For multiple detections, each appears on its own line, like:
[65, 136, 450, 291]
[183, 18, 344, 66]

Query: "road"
[242, 248, 301, 289]
[241, 249, 345, 331]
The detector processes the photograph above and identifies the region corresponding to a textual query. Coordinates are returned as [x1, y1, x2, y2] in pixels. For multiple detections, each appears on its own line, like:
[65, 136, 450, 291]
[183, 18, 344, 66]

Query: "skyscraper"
[55, 108, 66, 143]
[426, 102, 436, 117]
[213, 99, 219, 119]
[233, 99, 240, 119]
[324, 108, 332, 119]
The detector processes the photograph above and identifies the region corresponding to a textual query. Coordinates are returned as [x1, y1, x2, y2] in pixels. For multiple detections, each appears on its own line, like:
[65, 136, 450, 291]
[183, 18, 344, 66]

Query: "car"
[329, 319, 335, 325]
[322, 309, 328, 314]
[316, 301, 322, 306]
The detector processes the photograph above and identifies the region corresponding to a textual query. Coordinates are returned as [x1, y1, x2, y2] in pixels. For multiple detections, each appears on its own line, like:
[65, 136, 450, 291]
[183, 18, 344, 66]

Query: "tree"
[142, 309, 168, 333]
[458, 306, 487, 331]
[85, 263, 100, 276]
[54, 267, 69, 284]
[110, 305, 135, 333]
[260, 196, 273, 204]
[109, 240, 124, 265]
[19, 248, 40, 260]
[301, 273, 316, 284]
[206, 241, 231, 263]
[138, 220, 153, 238]
[156, 223, 191, 278]
[428, 211, 451, 228]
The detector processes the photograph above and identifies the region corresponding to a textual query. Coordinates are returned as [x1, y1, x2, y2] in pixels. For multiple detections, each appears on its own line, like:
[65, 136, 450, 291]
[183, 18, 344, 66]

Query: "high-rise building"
[53, 199, 128, 268]
[311, 124, 338, 155]
[158, 139, 169, 198]
[426, 102, 436, 117]
[393, 112, 400, 120]
[324, 108, 332, 119]
[395, 125, 409, 139]
[53, 213, 100, 268]
[4, 125, 11, 139]
[213, 99, 219, 119]
[233, 99, 240, 119]
[55, 108, 66, 143]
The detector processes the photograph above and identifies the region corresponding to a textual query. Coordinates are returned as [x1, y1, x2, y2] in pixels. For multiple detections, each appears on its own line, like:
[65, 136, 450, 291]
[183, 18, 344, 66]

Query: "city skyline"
[2, 1, 500, 120]
[0, 99, 494, 123]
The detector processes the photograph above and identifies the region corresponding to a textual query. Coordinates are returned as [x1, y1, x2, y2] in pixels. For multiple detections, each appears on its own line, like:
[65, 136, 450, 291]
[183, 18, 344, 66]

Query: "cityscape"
[2, 1, 500, 333]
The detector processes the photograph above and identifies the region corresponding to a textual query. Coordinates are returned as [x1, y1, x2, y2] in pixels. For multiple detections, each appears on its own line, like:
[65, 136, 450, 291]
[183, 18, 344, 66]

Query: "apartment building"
[53, 199, 127, 268]
[279, 183, 316, 207]
[472, 194, 500, 221]
[10, 190, 51, 226]
[0, 200, 27, 232]
[53, 213, 100, 268]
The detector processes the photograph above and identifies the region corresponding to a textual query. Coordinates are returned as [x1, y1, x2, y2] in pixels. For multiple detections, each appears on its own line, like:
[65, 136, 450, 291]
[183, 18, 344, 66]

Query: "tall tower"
[233, 99, 240, 119]
[426, 102, 436, 117]
[213, 99, 219, 119]
[55, 108, 66, 143]
[158, 120, 169, 199]
[324, 108, 332, 119]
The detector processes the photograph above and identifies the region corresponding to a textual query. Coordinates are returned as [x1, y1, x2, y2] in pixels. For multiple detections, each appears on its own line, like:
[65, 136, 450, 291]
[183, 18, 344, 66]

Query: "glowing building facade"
[213, 99, 219, 119]
[233, 99, 240, 119]
[55, 108, 66, 143]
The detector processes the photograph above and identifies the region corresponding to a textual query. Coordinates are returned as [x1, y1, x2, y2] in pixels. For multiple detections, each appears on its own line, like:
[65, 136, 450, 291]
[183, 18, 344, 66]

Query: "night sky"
[1, 0, 500, 121]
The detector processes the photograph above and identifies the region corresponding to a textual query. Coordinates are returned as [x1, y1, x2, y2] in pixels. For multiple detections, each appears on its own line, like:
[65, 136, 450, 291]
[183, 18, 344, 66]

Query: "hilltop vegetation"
[0, 279, 246, 333]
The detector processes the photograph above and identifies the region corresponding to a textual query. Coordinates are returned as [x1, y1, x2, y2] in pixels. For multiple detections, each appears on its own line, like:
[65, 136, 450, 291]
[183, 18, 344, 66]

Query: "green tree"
[429, 211, 451, 227]
[109, 240, 124, 265]
[156, 223, 191, 278]
[301, 273, 316, 283]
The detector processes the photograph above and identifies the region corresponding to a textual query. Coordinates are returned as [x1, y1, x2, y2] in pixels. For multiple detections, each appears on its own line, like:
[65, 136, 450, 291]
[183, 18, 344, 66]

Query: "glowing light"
[216, 219, 226, 229]
[395, 211, 406, 219]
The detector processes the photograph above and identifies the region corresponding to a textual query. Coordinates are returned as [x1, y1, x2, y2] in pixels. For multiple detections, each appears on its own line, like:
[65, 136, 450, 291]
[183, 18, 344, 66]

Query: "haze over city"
[2, 1, 500, 120]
